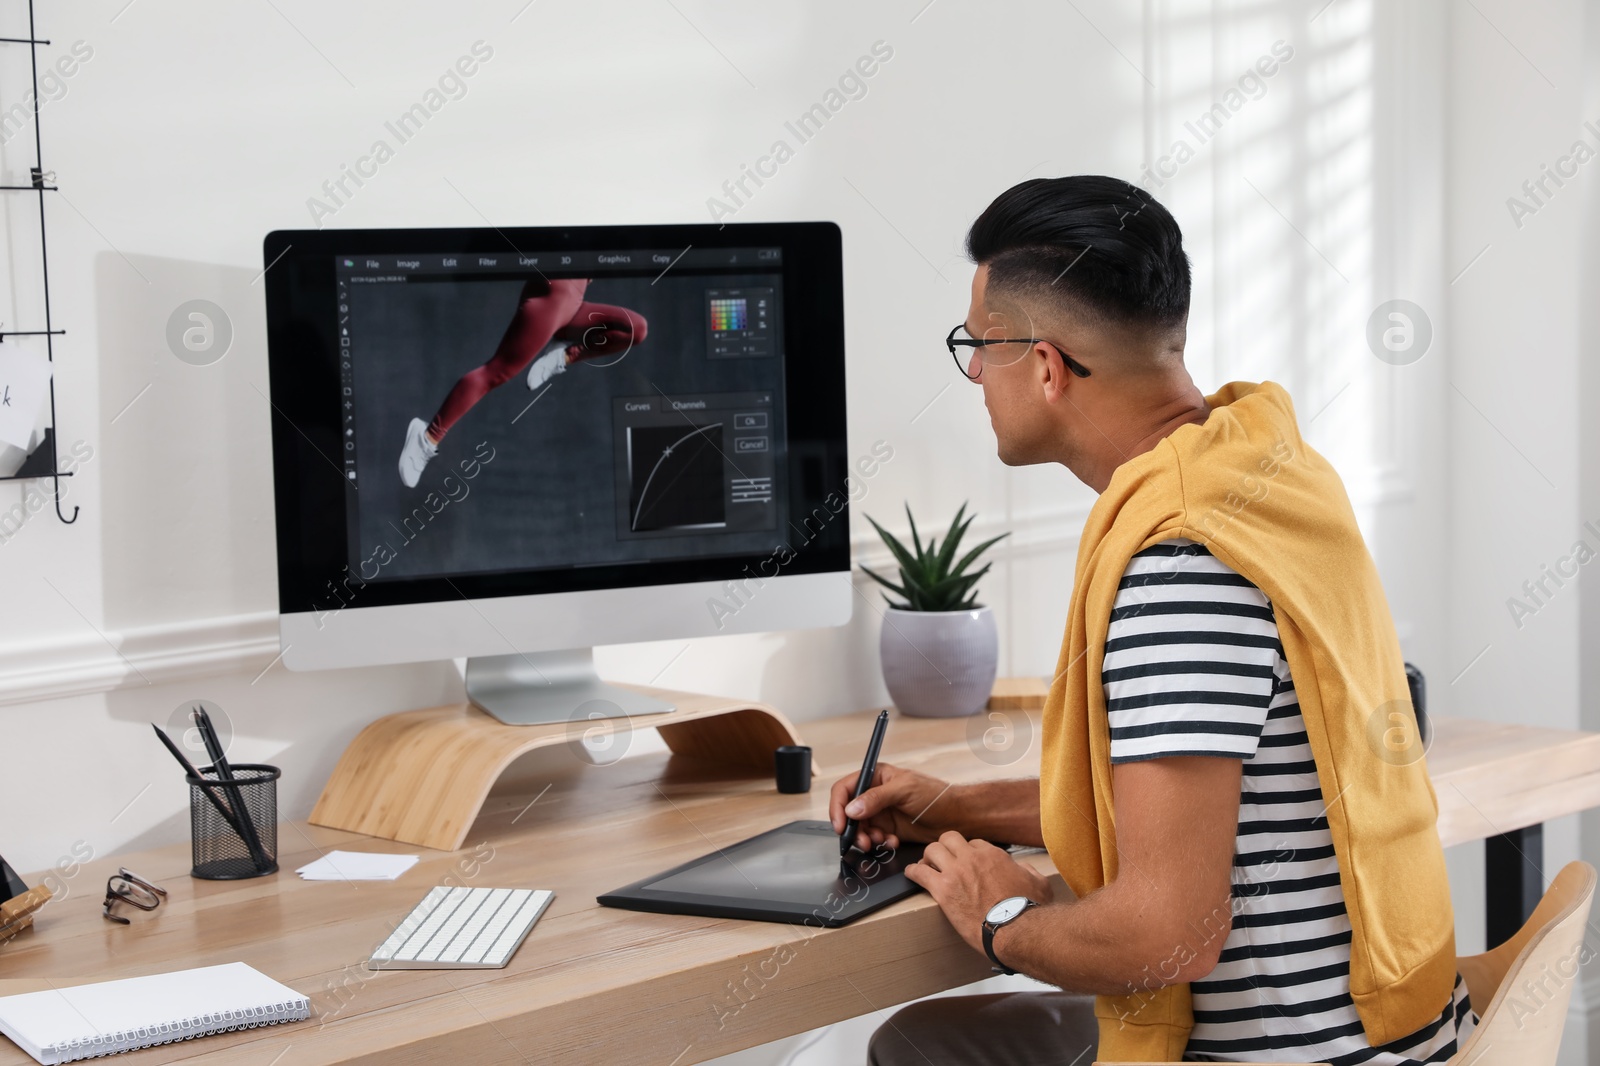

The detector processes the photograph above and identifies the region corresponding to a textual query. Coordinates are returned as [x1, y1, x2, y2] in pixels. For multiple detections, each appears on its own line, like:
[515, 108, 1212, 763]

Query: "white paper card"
[0, 348, 51, 451]
[295, 850, 419, 881]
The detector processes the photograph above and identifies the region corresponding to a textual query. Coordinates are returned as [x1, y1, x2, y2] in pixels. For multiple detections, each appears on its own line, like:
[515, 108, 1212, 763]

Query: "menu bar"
[335, 247, 781, 278]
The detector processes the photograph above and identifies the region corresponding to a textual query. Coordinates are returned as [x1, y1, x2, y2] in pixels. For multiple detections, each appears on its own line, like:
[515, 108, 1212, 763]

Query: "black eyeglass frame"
[945, 323, 1091, 381]
[102, 867, 168, 925]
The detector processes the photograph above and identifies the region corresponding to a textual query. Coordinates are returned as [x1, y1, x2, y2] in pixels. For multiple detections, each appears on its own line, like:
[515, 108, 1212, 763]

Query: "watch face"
[986, 896, 1030, 924]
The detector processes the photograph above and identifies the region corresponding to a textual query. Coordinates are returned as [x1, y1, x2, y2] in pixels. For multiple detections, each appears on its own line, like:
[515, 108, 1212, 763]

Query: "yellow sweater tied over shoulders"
[1038, 380, 1457, 1062]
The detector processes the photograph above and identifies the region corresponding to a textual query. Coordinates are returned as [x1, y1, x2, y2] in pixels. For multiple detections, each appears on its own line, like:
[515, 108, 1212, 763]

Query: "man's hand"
[828, 762, 953, 852]
[904, 831, 1055, 957]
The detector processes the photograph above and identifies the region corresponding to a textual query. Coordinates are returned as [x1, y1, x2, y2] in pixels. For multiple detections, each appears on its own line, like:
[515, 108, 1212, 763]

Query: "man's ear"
[1037, 342, 1075, 404]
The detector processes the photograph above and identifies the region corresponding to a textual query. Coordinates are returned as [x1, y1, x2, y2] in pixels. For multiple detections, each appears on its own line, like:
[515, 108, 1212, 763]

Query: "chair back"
[1452, 861, 1596, 1065]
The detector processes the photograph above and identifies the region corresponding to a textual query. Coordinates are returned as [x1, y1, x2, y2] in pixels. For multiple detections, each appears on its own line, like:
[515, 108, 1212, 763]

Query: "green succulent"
[861, 502, 1008, 612]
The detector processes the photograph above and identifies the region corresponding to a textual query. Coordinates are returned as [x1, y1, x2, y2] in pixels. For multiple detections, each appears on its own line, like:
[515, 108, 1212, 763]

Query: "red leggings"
[427, 276, 648, 441]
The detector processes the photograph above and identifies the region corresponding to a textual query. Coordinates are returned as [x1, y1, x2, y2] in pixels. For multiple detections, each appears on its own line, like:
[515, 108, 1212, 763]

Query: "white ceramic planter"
[878, 605, 999, 718]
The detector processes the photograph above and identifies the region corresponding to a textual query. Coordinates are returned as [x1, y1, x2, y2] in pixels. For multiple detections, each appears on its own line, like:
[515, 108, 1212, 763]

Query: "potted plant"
[861, 503, 1007, 717]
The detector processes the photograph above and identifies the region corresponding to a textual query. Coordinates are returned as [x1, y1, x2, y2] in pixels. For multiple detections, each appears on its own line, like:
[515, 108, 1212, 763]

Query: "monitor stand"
[309, 682, 812, 851]
[465, 649, 675, 726]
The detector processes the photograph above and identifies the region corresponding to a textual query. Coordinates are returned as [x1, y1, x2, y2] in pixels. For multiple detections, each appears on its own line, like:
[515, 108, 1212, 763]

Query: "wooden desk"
[2, 709, 1599, 1065]
[1425, 714, 1600, 946]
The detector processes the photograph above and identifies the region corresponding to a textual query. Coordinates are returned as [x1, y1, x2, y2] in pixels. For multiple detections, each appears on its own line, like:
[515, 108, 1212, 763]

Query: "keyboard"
[367, 886, 554, 970]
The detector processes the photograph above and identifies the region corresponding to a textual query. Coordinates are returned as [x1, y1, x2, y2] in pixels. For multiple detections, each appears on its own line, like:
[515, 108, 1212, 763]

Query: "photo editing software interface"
[335, 246, 788, 583]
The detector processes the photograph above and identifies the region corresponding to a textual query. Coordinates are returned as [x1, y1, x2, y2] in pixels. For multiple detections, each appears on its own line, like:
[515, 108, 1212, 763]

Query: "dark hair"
[965, 176, 1190, 330]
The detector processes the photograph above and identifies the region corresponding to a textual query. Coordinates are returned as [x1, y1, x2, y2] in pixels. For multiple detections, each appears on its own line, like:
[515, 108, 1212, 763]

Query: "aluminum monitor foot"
[465, 648, 675, 726]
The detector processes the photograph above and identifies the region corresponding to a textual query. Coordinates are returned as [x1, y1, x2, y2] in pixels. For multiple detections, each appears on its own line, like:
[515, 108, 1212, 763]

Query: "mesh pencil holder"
[186, 764, 280, 880]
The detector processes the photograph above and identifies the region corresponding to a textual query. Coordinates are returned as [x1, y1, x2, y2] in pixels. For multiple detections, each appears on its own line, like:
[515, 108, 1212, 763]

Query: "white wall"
[1445, 0, 1596, 1061]
[0, 0, 1147, 876]
[1586, 4, 1600, 1065]
[0, 0, 1595, 1060]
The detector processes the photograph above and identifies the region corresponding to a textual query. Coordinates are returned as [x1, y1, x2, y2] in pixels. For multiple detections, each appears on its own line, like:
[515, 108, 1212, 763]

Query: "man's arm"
[910, 537, 1276, 999]
[906, 754, 1242, 995]
[949, 777, 1044, 847]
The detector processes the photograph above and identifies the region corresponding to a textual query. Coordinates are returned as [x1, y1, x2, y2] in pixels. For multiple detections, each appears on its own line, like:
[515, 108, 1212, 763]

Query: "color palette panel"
[710, 298, 747, 332]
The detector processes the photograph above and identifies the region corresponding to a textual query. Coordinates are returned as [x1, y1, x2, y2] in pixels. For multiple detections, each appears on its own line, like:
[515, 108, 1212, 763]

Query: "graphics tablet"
[597, 820, 926, 927]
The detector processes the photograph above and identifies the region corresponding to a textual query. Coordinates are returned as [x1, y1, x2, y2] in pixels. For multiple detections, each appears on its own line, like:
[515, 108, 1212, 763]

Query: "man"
[833, 176, 1476, 1064]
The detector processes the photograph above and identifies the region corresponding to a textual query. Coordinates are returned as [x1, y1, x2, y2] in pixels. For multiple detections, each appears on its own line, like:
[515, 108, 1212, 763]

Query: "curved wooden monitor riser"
[309, 685, 809, 852]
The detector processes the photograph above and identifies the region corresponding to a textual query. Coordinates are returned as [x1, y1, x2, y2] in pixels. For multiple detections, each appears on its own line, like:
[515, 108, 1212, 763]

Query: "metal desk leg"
[1485, 823, 1543, 949]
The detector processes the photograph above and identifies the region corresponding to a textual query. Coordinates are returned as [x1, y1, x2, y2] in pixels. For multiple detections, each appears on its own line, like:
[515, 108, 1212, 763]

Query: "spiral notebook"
[0, 962, 309, 1065]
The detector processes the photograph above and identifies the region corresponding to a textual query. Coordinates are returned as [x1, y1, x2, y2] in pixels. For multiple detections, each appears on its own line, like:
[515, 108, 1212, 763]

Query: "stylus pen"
[151, 724, 249, 841]
[840, 709, 890, 857]
[193, 706, 273, 873]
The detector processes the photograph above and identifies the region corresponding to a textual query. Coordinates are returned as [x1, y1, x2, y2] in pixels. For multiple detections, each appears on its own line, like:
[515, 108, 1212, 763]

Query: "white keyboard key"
[440, 889, 513, 963]
[483, 891, 551, 963]
[469, 890, 534, 964]
[394, 886, 473, 961]
[371, 886, 450, 960]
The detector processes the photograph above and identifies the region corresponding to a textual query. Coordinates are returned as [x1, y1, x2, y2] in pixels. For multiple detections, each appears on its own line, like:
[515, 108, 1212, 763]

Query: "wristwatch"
[982, 895, 1038, 975]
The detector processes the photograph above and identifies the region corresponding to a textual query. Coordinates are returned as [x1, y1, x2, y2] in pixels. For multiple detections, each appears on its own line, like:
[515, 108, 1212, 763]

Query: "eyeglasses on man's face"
[945, 323, 1092, 382]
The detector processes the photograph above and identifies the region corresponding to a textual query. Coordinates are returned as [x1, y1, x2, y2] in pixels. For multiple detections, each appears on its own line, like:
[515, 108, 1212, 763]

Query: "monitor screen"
[264, 223, 849, 629]
[340, 249, 786, 582]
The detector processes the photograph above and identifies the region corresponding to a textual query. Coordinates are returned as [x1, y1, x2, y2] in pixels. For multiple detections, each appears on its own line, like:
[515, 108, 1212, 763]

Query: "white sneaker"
[527, 344, 570, 390]
[398, 417, 437, 488]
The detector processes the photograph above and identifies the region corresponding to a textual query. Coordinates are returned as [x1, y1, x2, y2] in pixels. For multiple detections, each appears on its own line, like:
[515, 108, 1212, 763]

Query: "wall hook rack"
[1, 0, 77, 525]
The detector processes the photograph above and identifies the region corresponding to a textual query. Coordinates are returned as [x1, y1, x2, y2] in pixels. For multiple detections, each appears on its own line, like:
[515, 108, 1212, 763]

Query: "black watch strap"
[982, 899, 1037, 975]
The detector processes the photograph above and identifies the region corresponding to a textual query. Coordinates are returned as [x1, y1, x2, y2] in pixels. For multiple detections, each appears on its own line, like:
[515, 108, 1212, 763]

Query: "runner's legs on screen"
[397, 277, 649, 488]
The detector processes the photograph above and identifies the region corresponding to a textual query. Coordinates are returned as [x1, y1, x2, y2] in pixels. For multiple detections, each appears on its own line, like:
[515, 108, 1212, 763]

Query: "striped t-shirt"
[1102, 537, 1476, 1064]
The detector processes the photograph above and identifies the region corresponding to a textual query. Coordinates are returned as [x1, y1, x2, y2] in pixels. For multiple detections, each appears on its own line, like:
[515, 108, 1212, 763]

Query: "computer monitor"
[262, 222, 852, 725]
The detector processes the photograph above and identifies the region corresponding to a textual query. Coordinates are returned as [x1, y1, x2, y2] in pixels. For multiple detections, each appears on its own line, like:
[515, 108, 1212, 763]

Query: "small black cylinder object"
[1404, 662, 1430, 747]
[775, 745, 812, 793]
[187, 763, 280, 880]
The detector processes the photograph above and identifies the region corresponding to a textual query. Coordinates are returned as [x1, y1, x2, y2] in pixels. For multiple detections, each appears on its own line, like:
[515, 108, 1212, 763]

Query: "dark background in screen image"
[347, 272, 786, 581]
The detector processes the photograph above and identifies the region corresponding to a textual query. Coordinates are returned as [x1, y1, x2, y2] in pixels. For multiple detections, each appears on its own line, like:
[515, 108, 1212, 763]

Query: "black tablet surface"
[597, 820, 926, 927]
